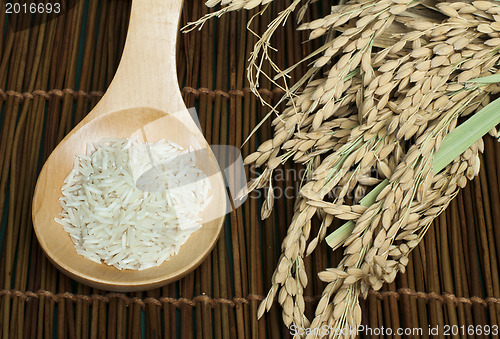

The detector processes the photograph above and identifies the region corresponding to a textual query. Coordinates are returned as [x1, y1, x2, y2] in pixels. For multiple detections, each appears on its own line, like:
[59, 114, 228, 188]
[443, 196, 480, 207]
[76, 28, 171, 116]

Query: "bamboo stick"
[461, 185, 488, 332]
[237, 4, 259, 336]
[427, 222, 445, 339]
[65, 280, 76, 339]
[108, 297, 117, 339]
[376, 294, 384, 339]
[225, 254, 238, 339]
[0, 2, 5, 51]
[241, 7, 261, 338]
[412, 244, 429, 338]
[184, 0, 201, 109]
[162, 286, 171, 338]
[448, 201, 467, 335]
[252, 7, 272, 338]
[217, 37, 231, 339]
[24, 242, 36, 339]
[455, 196, 475, 330]
[257, 2, 283, 337]
[146, 289, 160, 339]
[98, 292, 107, 338]
[456, 195, 472, 292]
[26, 239, 40, 338]
[196, 3, 214, 338]
[248, 94, 259, 339]
[210, 8, 229, 339]
[89, 1, 108, 109]
[200, 259, 212, 339]
[57, 277, 66, 339]
[170, 285, 177, 338]
[37, 260, 47, 339]
[118, 298, 127, 339]
[74, 0, 98, 124]
[456, 190, 480, 330]
[380, 285, 393, 337]
[213, 245, 222, 339]
[90, 294, 98, 338]
[437, 212, 459, 339]
[387, 281, 401, 337]
[177, 6, 187, 93]
[473, 174, 498, 328]
[196, 1, 211, 137]
[366, 292, 378, 336]
[46, 265, 56, 338]
[495, 137, 500, 197]
[56, 0, 84, 142]
[401, 260, 418, 336]
[41, 13, 65, 159]
[194, 270, 203, 339]
[117, 0, 130, 68]
[229, 10, 246, 339]
[483, 138, 500, 287]
[105, 0, 118, 87]
[127, 294, 133, 338]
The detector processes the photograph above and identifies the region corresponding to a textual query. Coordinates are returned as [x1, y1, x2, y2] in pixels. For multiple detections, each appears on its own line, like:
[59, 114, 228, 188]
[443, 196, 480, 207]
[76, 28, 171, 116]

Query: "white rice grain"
[57, 138, 212, 270]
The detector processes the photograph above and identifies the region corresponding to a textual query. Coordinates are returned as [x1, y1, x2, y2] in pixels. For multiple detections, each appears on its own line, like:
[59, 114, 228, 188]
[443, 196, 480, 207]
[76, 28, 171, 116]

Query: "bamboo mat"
[0, 0, 499, 338]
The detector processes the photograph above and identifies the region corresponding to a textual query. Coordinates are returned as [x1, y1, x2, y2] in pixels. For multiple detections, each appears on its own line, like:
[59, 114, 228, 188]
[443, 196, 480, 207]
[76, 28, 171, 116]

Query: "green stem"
[326, 96, 500, 249]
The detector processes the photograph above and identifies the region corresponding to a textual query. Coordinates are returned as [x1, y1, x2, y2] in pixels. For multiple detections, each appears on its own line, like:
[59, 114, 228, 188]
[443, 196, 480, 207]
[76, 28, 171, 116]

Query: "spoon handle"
[89, 0, 186, 119]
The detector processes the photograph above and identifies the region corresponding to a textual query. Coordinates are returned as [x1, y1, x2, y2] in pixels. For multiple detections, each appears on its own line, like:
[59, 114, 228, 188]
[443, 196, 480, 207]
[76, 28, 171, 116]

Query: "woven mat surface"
[0, 0, 499, 338]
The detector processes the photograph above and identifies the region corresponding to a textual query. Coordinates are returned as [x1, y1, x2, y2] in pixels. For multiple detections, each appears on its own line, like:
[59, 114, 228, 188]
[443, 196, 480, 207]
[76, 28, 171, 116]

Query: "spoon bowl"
[32, 0, 226, 291]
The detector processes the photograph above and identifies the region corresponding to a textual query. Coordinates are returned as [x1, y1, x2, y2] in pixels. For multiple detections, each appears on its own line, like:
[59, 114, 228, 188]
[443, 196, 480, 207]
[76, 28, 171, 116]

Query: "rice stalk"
[188, 0, 500, 337]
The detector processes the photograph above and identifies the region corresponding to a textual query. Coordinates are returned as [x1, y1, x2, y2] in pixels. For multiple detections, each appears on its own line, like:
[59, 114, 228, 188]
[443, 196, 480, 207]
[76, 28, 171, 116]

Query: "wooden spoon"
[32, 0, 226, 291]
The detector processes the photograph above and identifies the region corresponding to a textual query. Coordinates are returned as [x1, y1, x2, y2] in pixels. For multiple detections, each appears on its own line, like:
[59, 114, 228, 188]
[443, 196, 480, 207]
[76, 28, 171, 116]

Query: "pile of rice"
[56, 138, 212, 270]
